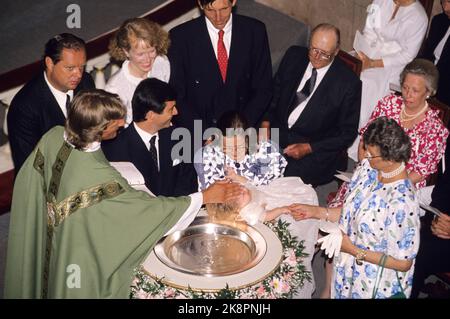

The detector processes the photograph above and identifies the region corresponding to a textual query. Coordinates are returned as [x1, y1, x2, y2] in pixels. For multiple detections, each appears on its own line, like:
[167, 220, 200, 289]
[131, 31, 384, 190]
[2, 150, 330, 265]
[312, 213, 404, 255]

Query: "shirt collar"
[205, 13, 233, 35]
[307, 59, 333, 76]
[63, 131, 101, 152]
[44, 71, 73, 117]
[44, 71, 74, 103]
[133, 122, 159, 147]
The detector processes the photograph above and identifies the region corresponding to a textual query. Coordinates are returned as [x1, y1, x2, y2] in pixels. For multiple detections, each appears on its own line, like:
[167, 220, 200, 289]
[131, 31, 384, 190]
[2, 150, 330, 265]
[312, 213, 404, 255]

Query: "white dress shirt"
[133, 122, 160, 170]
[434, 26, 450, 65]
[205, 14, 233, 58]
[287, 62, 332, 128]
[44, 72, 74, 118]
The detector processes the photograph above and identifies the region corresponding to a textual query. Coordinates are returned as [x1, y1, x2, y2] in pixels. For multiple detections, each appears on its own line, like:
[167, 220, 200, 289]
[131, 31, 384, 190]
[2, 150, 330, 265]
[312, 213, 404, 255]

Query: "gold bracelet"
[355, 249, 367, 266]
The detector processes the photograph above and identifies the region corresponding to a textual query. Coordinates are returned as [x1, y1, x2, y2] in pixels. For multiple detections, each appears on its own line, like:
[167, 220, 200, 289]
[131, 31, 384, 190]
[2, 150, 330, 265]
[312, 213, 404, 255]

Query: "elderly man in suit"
[7, 33, 95, 174]
[264, 24, 362, 186]
[168, 0, 272, 136]
[420, 0, 450, 109]
[102, 78, 198, 197]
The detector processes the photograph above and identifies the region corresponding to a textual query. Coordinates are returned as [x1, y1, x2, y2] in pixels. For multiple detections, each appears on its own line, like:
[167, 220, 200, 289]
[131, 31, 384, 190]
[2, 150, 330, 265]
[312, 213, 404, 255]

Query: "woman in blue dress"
[290, 117, 421, 298]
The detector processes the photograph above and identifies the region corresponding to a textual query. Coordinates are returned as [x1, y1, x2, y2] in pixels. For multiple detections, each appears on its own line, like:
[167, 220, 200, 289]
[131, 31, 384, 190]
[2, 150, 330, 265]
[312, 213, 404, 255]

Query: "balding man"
[264, 23, 362, 186]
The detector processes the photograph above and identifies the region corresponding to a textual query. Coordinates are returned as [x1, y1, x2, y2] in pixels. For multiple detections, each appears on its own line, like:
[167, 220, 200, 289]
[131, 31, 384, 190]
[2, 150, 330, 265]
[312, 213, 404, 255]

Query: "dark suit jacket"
[412, 134, 450, 298]
[420, 13, 450, 107]
[7, 71, 95, 173]
[101, 125, 198, 197]
[267, 46, 362, 186]
[168, 14, 272, 131]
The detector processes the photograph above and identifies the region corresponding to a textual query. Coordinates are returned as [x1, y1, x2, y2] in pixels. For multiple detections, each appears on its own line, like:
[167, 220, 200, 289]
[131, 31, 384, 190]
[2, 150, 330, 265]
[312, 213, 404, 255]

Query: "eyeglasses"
[364, 151, 382, 160]
[309, 47, 333, 60]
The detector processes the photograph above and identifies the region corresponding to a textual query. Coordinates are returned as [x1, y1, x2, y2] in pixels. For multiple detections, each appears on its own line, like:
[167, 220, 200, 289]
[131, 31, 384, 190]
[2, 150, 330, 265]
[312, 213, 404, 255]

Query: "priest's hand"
[202, 180, 247, 205]
[283, 143, 312, 160]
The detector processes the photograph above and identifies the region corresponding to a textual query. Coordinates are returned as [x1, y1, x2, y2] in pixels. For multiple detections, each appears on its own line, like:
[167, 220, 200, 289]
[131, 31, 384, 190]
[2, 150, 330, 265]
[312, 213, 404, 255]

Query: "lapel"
[290, 59, 337, 129]
[197, 17, 224, 85]
[284, 58, 309, 122]
[226, 15, 245, 85]
[157, 128, 172, 179]
[38, 73, 66, 123]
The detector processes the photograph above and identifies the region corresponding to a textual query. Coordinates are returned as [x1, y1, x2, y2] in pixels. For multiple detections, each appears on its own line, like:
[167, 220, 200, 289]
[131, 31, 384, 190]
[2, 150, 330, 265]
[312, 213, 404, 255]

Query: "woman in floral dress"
[331, 59, 448, 207]
[290, 117, 421, 298]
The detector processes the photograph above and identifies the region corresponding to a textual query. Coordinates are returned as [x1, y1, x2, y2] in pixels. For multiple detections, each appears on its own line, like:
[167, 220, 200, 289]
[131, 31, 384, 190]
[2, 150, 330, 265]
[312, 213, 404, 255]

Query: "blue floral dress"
[332, 159, 420, 299]
[194, 141, 287, 190]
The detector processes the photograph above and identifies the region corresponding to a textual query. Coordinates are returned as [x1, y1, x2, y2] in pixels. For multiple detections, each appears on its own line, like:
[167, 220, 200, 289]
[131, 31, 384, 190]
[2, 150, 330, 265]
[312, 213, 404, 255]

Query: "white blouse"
[105, 56, 171, 125]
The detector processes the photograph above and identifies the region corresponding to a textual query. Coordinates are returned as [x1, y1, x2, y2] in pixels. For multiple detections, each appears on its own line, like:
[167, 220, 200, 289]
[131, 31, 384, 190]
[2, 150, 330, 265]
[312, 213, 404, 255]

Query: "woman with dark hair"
[290, 117, 421, 298]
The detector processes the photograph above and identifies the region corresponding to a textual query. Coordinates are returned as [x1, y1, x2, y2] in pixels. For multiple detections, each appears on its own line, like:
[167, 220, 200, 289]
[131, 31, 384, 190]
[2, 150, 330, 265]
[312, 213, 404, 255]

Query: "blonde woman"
[106, 18, 170, 125]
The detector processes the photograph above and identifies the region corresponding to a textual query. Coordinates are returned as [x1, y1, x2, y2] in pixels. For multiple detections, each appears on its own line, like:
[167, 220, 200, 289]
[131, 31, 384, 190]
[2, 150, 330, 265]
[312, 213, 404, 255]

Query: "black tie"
[149, 136, 159, 170]
[289, 68, 317, 114]
[65, 94, 71, 114]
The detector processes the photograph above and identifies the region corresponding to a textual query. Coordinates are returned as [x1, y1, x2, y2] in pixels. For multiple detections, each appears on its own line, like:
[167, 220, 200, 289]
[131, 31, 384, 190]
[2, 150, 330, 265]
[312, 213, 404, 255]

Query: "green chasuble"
[4, 126, 191, 298]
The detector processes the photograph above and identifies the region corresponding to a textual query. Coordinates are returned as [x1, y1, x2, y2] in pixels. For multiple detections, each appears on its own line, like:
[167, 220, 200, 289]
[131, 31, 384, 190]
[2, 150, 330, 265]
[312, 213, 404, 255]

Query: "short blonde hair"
[109, 18, 170, 61]
[66, 89, 126, 149]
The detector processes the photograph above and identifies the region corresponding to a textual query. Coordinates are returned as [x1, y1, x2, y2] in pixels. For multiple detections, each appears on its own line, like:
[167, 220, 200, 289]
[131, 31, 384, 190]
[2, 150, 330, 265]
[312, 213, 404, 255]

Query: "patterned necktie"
[289, 68, 318, 114]
[149, 136, 159, 171]
[217, 30, 228, 83]
[65, 94, 71, 114]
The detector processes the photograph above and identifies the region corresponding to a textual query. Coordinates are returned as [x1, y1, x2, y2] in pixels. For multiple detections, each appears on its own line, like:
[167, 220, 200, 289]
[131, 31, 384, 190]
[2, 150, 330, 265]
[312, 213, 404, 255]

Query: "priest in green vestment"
[4, 89, 246, 298]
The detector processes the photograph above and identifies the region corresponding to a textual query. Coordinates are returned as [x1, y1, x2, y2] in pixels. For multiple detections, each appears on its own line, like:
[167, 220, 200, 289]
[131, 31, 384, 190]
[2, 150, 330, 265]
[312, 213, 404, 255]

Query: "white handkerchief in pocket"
[172, 158, 181, 166]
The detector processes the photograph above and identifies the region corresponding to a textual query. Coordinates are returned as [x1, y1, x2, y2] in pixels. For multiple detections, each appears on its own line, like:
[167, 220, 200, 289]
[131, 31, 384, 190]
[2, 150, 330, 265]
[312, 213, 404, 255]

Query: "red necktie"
[217, 30, 228, 82]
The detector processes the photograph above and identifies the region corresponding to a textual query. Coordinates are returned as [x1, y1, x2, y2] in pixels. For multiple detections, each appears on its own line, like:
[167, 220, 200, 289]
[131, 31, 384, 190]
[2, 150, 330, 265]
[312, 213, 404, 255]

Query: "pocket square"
[172, 159, 181, 166]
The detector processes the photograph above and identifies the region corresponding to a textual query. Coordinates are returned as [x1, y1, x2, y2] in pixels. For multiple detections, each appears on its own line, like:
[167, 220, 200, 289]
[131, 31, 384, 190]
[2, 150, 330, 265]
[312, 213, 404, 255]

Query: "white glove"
[316, 221, 345, 259]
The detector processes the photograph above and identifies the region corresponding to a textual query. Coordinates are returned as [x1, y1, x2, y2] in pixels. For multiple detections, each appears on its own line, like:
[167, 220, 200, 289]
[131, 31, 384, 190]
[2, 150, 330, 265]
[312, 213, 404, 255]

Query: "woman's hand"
[288, 203, 322, 220]
[357, 51, 372, 71]
[431, 214, 450, 239]
[225, 166, 249, 184]
[357, 51, 384, 71]
[339, 233, 356, 255]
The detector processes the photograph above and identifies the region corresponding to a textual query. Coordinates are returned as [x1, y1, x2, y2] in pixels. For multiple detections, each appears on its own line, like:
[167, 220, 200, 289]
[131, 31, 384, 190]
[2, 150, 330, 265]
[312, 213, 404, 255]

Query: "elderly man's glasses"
[309, 47, 333, 60]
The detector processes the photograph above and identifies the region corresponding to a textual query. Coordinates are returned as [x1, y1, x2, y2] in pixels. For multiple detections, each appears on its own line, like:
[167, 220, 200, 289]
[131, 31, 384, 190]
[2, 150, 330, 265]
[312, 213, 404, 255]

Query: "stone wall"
[255, 0, 443, 51]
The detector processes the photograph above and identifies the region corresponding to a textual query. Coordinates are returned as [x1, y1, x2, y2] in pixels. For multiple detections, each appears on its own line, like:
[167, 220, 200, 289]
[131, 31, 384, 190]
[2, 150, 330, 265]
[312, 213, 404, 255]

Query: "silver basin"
[154, 216, 267, 277]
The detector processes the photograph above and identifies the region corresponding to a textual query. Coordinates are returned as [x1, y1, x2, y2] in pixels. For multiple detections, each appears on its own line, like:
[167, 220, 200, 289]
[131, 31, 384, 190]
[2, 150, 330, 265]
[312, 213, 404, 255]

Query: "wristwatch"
[355, 249, 367, 265]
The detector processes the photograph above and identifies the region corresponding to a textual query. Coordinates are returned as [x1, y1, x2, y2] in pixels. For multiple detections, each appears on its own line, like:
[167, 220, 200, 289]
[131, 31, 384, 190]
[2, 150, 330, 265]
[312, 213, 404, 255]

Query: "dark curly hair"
[363, 117, 411, 163]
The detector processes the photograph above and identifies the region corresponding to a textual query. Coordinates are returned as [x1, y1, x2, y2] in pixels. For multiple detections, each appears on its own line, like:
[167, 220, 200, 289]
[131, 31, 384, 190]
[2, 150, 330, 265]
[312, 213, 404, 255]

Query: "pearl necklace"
[380, 162, 405, 179]
[400, 102, 428, 122]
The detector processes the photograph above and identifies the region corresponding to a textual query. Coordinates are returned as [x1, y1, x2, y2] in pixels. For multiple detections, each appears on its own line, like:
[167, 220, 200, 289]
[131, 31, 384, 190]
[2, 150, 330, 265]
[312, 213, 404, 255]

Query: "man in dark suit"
[102, 78, 198, 197]
[264, 24, 362, 186]
[411, 134, 450, 298]
[168, 0, 272, 135]
[420, 0, 450, 109]
[7, 33, 95, 173]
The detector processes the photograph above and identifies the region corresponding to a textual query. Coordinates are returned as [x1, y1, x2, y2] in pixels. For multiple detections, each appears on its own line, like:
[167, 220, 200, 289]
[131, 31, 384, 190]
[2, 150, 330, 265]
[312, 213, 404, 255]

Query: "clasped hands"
[283, 143, 312, 160]
[289, 203, 351, 258]
[431, 213, 450, 240]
